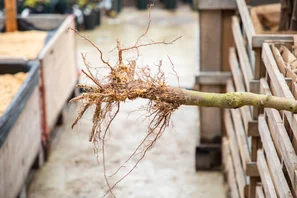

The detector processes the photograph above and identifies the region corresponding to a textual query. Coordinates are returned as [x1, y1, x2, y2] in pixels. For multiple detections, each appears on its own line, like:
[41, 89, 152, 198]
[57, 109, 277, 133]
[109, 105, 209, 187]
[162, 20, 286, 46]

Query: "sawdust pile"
[0, 72, 27, 116]
[0, 31, 47, 59]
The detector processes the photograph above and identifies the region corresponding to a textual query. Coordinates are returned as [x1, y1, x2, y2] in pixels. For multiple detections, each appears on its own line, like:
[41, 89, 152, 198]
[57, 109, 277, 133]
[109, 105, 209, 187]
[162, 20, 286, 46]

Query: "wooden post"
[195, 0, 236, 170]
[4, 0, 17, 32]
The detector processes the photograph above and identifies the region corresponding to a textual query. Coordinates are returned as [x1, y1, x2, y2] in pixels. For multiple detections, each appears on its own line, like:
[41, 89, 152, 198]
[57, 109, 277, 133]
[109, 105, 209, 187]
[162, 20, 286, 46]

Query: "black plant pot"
[29, 3, 53, 13]
[137, 0, 148, 10]
[117, 0, 122, 13]
[94, 9, 101, 26]
[83, 10, 96, 30]
[165, 0, 177, 9]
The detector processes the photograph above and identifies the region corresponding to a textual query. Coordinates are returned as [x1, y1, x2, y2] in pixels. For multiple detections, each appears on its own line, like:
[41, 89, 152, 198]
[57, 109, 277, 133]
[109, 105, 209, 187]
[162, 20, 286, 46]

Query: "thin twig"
[167, 55, 180, 88]
[69, 28, 113, 70]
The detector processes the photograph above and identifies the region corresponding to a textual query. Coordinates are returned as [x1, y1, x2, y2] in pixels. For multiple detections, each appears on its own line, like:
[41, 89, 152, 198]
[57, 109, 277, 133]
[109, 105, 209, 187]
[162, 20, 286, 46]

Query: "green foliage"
[24, 0, 50, 8]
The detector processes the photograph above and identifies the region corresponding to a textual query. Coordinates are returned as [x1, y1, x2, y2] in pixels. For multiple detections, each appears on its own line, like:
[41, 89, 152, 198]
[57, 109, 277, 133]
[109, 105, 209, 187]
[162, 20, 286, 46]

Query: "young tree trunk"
[178, 89, 297, 112]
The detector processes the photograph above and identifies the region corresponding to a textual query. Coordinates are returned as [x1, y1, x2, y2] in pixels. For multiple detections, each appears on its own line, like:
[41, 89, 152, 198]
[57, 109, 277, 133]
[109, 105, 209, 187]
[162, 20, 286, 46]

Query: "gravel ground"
[28, 5, 226, 198]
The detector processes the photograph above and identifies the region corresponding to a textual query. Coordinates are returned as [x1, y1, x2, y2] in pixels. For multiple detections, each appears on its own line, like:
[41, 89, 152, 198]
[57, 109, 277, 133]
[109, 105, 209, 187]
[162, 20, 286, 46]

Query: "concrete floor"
[28, 5, 226, 198]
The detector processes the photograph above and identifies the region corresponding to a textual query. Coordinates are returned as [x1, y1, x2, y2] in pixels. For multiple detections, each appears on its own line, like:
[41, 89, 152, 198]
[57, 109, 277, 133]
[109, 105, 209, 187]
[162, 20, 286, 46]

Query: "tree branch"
[181, 89, 297, 112]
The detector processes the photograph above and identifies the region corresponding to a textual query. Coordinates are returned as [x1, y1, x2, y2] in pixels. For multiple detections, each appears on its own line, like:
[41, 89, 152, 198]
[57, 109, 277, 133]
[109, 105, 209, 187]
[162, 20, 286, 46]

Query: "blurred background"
[0, 0, 227, 198]
[2, 0, 290, 197]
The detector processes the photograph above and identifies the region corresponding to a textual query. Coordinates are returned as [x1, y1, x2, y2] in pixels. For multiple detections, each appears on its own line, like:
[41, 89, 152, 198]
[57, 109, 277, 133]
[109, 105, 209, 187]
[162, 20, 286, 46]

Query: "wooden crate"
[259, 42, 297, 196]
[0, 62, 42, 198]
[223, 45, 297, 198]
[0, 15, 78, 146]
[195, 0, 235, 170]
[226, 1, 297, 194]
[223, 136, 241, 198]
[257, 116, 294, 197]
[235, 0, 297, 81]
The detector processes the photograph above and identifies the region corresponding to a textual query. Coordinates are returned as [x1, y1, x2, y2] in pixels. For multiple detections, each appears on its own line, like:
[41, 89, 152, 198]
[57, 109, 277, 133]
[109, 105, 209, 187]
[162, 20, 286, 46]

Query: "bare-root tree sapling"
[70, 5, 297, 197]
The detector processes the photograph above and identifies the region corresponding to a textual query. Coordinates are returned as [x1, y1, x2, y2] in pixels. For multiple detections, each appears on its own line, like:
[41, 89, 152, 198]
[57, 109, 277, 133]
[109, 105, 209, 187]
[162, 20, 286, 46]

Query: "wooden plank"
[223, 137, 240, 198]
[223, 137, 228, 173]
[200, 11, 222, 71]
[241, 110, 253, 135]
[195, 72, 231, 85]
[250, 177, 261, 198]
[285, 78, 293, 91]
[257, 149, 278, 198]
[258, 80, 296, 196]
[250, 79, 261, 95]
[0, 87, 41, 198]
[4, 0, 17, 32]
[260, 78, 271, 95]
[252, 35, 295, 48]
[235, 0, 256, 49]
[19, 14, 66, 30]
[230, 107, 251, 169]
[262, 43, 294, 99]
[293, 82, 297, 99]
[248, 120, 259, 137]
[199, 10, 223, 144]
[283, 111, 297, 154]
[197, 0, 236, 10]
[249, 80, 260, 120]
[256, 186, 265, 198]
[246, 162, 259, 177]
[222, 10, 235, 72]
[259, 79, 282, 159]
[229, 47, 254, 132]
[229, 47, 246, 92]
[39, 16, 78, 130]
[232, 16, 254, 91]
[258, 116, 293, 198]
[271, 45, 292, 78]
[199, 85, 222, 142]
[226, 76, 250, 133]
[254, 48, 266, 80]
[251, 136, 261, 162]
[250, 80, 262, 120]
[271, 45, 297, 98]
[227, 80, 251, 169]
[265, 108, 283, 159]
[265, 108, 297, 189]
[291, 114, 297, 148]
[224, 110, 247, 198]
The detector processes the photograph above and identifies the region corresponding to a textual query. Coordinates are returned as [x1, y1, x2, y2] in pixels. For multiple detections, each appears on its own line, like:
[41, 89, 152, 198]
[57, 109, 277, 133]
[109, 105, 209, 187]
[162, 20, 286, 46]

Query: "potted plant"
[24, 0, 52, 13]
[164, 0, 177, 10]
[89, 0, 101, 26]
[137, 0, 148, 10]
[79, 0, 96, 30]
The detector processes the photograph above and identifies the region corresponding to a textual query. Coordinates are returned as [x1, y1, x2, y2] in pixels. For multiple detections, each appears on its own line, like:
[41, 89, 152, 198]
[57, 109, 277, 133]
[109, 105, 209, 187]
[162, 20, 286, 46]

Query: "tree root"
[70, 5, 297, 197]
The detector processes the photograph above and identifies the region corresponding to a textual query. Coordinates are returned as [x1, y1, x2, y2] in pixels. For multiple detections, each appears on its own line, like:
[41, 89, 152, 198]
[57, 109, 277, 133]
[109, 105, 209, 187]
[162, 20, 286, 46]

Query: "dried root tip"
[69, 95, 84, 103]
[71, 103, 91, 129]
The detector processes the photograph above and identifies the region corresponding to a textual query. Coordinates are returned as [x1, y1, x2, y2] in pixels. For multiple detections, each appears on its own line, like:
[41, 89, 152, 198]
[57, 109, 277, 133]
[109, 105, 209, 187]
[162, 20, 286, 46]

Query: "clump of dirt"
[0, 72, 27, 116]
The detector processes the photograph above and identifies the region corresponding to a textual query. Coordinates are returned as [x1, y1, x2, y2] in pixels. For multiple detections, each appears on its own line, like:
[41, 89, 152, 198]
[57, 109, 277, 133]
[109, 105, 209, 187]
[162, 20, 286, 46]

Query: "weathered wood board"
[0, 87, 41, 198]
[39, 16, 77, 131]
